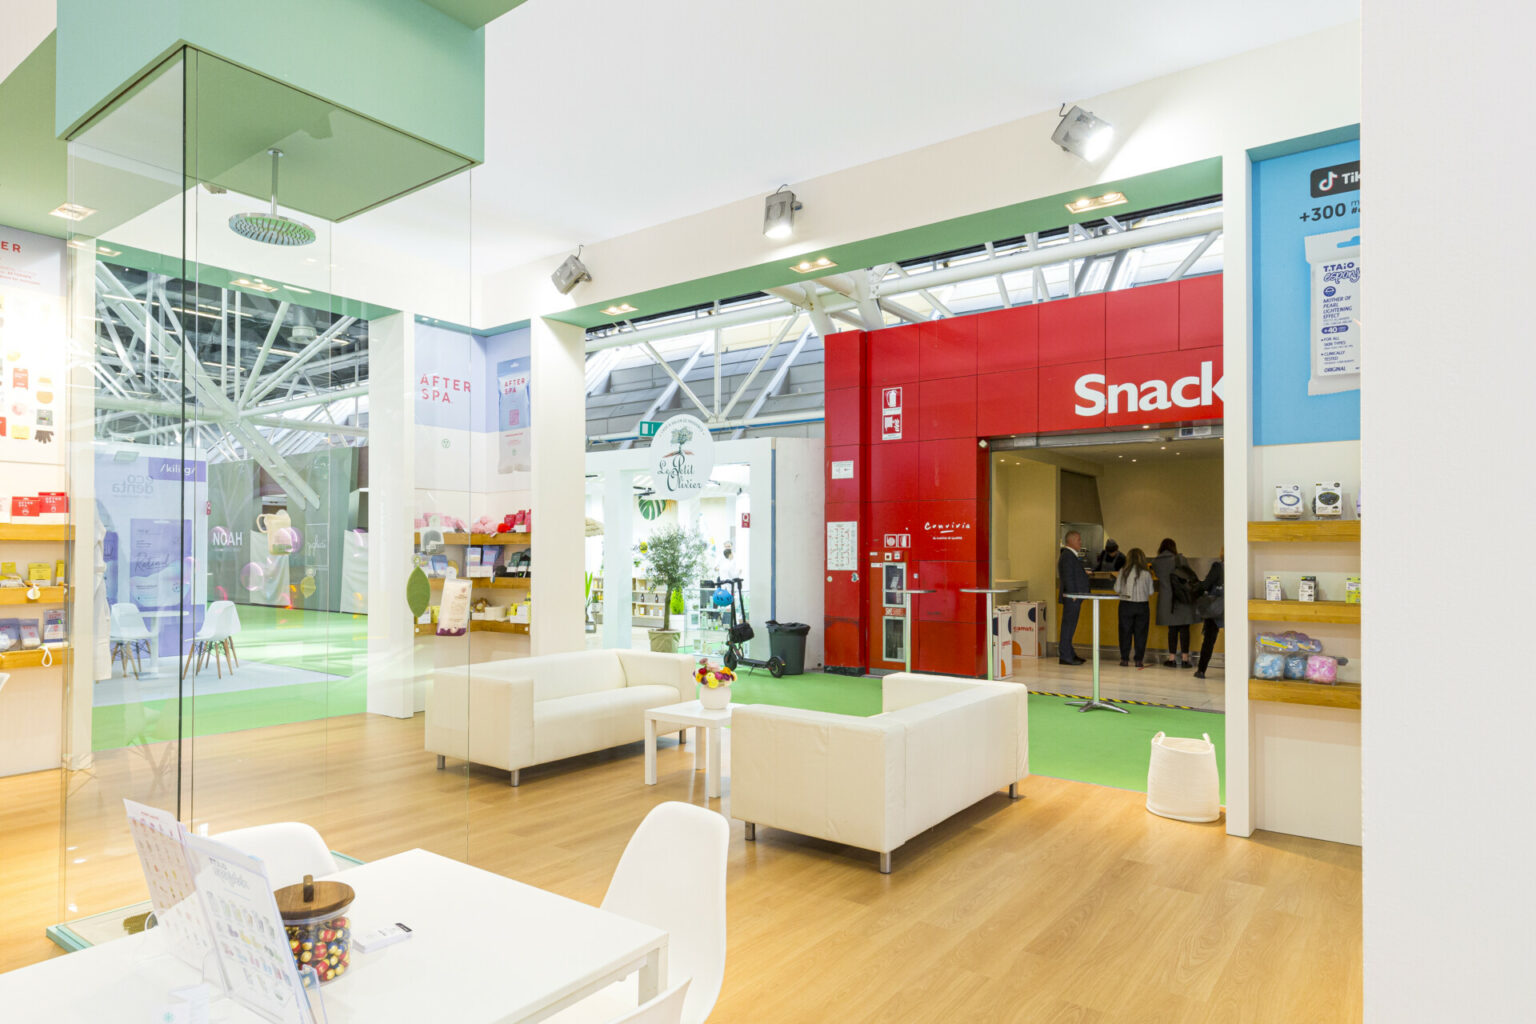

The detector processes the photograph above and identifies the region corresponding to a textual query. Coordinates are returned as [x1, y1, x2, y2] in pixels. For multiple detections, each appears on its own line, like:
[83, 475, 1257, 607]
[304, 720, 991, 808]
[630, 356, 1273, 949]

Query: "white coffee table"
[644, 699, 734, 799]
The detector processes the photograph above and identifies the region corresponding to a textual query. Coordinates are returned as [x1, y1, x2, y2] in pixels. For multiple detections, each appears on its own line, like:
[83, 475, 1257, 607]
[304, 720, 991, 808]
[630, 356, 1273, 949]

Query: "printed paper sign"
[879, 387, 903, 440]
[827, 521, 857, 572]
[124, 800, 220, 975]
[830, 460, 854, 480]
[1305, 228, 1361, 395]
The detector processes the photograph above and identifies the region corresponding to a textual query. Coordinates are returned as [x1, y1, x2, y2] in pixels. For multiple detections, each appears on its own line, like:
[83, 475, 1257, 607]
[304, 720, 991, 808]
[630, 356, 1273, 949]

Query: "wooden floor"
[0, 712, 1361, 1022]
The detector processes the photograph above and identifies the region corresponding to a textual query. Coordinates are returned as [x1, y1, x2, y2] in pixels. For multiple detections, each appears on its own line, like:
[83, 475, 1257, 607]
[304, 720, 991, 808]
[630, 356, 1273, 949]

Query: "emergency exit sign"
[638, 420, 662, 438]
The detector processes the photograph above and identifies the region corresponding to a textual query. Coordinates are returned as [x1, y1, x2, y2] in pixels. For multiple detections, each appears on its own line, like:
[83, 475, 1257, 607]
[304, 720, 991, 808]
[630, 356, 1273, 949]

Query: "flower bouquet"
[694, 658, 735, 709]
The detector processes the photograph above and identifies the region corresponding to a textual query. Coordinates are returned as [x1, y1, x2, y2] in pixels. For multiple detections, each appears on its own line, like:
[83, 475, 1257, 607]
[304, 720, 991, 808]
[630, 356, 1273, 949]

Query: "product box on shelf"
[1345, 576, 1361, 604]
[1298, 575, 1318, 602]
[1313, 482, 1343, 517]
[1264, 575, 1283, 601]
[9, 496, 40, 521]
[38, 492, 68, 524]
[1274, 484, 1304, 520]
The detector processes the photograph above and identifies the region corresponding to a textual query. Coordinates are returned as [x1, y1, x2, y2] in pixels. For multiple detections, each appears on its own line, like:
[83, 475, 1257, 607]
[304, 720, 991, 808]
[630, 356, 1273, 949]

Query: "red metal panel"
[918, 438, 984, 501]
[917, 375, 977, 441]
[1038, 292, 1106, 366]
[825, 444, 862, 506]
[867, 323, 920, 387]
[1102, 347, 1225, 428]
[918, 316, 978, 381]
[914, 560, 982, 622]
[1179, 274, 1223, 350]
[1106, 281, 1179, 358]
[976, 368, 1040, 437]
[1038, 360, 1106, 432]
[867, 381, 917, 445]
[823, 329, 867, 391]
[869, 441, 920, 502]
[913, 499, 981, 561]
[914, 619, 983, 677]
[870, 501, 920, 551]
[976, 305, 1039, 373]
[824, 617, 864, 669]
[824, 386, 864, 447]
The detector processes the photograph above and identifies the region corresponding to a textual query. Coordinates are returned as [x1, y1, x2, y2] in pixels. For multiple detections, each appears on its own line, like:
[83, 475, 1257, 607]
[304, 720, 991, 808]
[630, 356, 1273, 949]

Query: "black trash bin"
[766, 620, 811, 676]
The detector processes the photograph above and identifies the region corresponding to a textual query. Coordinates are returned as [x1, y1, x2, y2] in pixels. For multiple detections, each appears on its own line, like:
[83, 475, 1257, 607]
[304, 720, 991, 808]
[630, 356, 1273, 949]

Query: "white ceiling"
[471, 0, 1358, 274]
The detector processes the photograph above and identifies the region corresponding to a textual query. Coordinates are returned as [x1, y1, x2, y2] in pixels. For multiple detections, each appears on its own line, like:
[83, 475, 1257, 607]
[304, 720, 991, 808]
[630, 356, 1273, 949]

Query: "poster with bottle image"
[0, 227, 66, 465]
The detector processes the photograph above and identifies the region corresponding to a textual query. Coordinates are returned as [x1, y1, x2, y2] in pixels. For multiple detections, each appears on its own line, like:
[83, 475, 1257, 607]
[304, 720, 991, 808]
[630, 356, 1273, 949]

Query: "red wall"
[823, 275, 1223, 675]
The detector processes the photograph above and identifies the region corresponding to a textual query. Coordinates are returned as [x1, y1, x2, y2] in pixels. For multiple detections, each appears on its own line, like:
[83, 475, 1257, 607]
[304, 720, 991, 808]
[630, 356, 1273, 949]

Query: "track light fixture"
[551, 246, 591, 295]
[763, 185, 802, 240]
[1051, 104, 1114, 162]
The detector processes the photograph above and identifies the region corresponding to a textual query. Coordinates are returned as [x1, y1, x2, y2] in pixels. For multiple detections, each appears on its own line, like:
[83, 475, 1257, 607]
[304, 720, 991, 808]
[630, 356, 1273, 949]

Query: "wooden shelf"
[415, 620, 530, 636]
[1249, 678, 1361, 710]
[0, 523, 73, 541]
[0, 645, 70, 669]
[427, 576, 531, 590]
[0, 585, 67, 605]
[1247, 599, 1360, 625]
[1247, 520, 1360, 543]
[414, 532, 531, 546]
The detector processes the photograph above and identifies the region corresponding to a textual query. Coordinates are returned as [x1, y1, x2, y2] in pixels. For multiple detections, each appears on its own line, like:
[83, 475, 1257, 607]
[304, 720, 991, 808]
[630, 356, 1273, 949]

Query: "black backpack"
[1169, 562, 1200, 608]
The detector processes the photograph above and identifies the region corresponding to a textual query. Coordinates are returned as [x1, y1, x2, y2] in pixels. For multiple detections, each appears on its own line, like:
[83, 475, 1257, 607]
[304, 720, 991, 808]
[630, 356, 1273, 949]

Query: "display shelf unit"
[415, 620, 529, 636]
[0, 585, 68, 605]
[1248, 678, 1361, 710]
[427, 576, 531, 590]
[413, 532, 531, 546]
[0, 524, 74, 542]
[1247, 599, 1360, 625]
[0, 644, 70, 670]
[1247, 520, 1359, 542]
[590, 576, 667, 625]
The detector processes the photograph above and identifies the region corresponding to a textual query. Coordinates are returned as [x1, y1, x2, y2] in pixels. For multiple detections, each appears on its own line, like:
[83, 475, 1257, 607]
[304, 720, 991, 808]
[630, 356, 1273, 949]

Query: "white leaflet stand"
[1061, 593, 1127, 714]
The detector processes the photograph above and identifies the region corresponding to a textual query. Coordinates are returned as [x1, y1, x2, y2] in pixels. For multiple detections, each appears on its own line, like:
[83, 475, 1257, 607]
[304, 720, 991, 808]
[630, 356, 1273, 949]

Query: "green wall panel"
[0, 35, 68, 238]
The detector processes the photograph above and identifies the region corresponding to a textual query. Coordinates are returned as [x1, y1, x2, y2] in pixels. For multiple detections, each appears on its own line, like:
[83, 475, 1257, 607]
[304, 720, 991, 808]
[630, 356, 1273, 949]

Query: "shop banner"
[0, 226, 66, 465]
[648, 414, 714, 496]
[414, 323, 531, 491]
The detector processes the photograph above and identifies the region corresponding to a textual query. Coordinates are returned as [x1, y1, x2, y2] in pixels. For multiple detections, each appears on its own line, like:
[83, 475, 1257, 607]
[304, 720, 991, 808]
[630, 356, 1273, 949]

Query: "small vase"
[699, 684, 731, 710]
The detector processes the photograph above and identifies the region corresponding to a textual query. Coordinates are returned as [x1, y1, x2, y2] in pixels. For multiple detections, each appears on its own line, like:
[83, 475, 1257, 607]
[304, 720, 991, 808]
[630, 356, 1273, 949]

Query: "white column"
[601, 468, 635, 649]
[366, 312, 417, 717]
[1364, 4, 1536, 1019]
[529, 317, 586, 656]
[64, 245, 97, 771]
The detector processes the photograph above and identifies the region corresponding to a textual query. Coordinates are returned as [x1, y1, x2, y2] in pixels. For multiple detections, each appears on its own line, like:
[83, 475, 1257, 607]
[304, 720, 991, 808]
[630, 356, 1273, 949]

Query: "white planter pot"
[699, 685, 731, 710]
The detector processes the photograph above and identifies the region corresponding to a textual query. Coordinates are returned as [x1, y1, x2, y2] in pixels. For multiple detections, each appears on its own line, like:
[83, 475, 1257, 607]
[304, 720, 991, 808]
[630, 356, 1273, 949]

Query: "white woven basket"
[1146, 731, 1221, 823]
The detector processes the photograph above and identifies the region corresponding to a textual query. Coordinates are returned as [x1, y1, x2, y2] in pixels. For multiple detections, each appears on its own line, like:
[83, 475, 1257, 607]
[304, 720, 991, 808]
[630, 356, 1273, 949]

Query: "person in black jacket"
[1057, 530, 1092, 665]
[1193, 554, 1225, 679]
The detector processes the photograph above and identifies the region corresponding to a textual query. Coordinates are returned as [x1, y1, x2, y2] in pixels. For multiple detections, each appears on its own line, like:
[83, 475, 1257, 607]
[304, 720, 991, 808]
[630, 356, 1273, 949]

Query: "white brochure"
[1304, 228, 1362, 395]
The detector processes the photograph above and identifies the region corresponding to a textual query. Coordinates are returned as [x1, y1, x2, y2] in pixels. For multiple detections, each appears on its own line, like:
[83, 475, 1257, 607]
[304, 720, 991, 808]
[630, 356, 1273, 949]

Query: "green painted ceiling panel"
[546, 158, 1224, 329]
[419, 0, 533, 28]
[0, 35, 68, 239]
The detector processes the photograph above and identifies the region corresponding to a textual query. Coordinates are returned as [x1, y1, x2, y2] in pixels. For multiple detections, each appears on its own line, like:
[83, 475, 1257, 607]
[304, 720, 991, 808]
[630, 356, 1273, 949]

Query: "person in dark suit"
[1057, 530, 1092, 665]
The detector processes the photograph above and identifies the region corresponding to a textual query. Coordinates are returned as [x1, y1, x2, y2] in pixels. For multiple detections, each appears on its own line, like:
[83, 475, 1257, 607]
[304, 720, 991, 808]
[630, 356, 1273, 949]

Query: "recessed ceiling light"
[51, 203, 96, 221]
[1131, 458, 1138, 463]
[1160, 445, 1166, 450]
[1141, 424, 1150, 430]
[1064, 192, 1129, 214]
[791, 256, 837, 274]
[602, 303, 638, 317]
[284, 284, 311, 295]
[231, 277, 279, 294]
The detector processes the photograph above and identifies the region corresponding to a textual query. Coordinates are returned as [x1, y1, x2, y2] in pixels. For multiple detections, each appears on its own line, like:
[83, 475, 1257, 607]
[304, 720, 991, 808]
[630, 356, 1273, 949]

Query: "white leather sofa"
[426, 649, 694, 785]
[731, 672, 1028, 872]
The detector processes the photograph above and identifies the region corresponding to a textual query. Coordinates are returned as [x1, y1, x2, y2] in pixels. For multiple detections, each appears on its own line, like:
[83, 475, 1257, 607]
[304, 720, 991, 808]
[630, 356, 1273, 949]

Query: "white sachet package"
[1304, 227, 1361, 395]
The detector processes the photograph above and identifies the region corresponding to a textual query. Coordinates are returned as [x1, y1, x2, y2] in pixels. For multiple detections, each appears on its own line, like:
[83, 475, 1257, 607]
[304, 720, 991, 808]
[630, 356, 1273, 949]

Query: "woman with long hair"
[1151, 537, 1198, 668]
[1113, 547, 1154, 667]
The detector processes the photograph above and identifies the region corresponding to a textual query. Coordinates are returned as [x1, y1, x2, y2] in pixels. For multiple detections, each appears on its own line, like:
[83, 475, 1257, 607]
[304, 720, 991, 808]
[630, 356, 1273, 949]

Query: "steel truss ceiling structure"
[583, 199, 1223, 449]
[90, 264, 370, 509]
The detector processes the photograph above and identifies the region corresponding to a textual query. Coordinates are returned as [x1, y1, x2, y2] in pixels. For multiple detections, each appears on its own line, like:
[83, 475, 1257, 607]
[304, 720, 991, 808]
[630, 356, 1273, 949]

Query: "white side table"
[644, 699, 735, 799]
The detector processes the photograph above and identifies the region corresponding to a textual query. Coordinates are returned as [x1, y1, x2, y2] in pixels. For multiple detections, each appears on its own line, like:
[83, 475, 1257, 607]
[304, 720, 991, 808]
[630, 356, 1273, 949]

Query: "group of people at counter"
[1057, 533, 1225, 677]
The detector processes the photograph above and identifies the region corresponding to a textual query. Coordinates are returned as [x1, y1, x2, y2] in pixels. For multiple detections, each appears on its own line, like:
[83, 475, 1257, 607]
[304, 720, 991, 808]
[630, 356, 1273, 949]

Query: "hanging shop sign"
[648, 414, 714, 496]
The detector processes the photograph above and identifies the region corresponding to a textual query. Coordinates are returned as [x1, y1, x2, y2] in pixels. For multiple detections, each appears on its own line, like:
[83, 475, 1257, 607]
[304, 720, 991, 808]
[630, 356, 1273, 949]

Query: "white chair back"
[603, 979, 690, 1024]
[215, 600, 243, 636]
[110, 602, 152, 640]
[211, 822, 340, 889]
[602, 803, 727, 1024]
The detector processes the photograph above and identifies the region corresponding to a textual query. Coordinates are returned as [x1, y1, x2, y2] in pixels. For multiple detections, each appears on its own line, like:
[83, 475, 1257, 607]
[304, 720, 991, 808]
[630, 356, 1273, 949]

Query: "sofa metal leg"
[510, 769, 520, 787]
[879, 852, 892, 874]
[1008, 782, 1018, 799]
[744, 823, 755, 841]
[436, 755, 445, 770]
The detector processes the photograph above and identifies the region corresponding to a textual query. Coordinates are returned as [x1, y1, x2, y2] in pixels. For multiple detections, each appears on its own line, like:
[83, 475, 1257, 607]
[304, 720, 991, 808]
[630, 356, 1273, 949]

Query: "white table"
[1061, 592, 1127, 714]
[0, 849, 668, 1023]
[644, 699, 733, 799]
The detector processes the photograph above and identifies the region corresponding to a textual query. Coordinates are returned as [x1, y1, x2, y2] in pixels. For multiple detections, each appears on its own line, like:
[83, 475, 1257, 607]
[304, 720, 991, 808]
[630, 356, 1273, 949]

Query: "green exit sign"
[638, 420, 662, 438]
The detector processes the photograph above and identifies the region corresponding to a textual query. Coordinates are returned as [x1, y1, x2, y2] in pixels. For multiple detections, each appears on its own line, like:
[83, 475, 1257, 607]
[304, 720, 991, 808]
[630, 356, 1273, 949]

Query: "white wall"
[1362, 3, 1536, 1020]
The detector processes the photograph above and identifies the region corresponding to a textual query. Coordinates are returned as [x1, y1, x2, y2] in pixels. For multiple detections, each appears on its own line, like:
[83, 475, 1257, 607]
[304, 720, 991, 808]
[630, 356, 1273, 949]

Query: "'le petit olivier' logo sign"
[648, 414, 714, 496]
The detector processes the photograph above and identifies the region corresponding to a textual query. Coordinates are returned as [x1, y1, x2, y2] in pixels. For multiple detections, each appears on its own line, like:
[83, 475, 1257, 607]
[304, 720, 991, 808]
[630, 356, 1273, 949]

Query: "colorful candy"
[283, 915, 352, 984]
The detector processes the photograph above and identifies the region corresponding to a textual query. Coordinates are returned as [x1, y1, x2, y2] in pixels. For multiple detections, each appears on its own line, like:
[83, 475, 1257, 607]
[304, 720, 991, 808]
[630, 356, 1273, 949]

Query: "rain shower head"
[228, 148, 316, 247]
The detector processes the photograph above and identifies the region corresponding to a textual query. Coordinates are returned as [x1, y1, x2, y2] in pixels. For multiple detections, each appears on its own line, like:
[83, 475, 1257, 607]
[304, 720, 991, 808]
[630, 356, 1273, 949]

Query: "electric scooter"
[703, 576, 785, 678]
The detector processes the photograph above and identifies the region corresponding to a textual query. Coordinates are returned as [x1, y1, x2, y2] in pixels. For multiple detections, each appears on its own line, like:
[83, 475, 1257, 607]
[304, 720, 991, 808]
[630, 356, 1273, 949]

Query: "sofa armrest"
[614, 650, 695, 703]
[731, 705, 906, 855]
[882, 672, 987, 712]
[425, 667, 534, 772]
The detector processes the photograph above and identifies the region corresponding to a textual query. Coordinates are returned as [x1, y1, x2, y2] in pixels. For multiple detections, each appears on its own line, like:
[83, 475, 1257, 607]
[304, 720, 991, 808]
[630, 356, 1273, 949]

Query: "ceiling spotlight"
[763, 186, 802, 240]
[552, 249, 591, 295]
[602, 303, 637, 317]
[231, 277, 279, 294]
[1051, 104, 1114, 162]
[50, 202, 97, 222]
[790, 256, 836, 274]
[1064, 192, 1129, 214]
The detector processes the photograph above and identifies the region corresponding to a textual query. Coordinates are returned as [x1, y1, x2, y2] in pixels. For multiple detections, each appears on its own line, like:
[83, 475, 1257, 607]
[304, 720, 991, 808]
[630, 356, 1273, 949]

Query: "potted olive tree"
[641, 524, 707, 653]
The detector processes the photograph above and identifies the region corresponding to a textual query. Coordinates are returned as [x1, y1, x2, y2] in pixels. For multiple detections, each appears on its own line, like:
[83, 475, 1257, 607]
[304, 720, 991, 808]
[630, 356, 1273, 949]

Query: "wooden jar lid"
[274, 874, 355, 921]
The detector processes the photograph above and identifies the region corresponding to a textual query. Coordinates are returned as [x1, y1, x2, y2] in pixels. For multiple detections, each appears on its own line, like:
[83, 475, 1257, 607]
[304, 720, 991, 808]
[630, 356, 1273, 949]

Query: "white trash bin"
[1146, 731, 1221, 823]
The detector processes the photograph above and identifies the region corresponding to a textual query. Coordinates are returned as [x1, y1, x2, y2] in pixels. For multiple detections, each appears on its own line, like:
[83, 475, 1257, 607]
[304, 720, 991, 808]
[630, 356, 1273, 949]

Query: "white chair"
[109, 603, 154, 678]
[605, 979, 690, 1024]
[548, 802, 728, 1024]
[211, 822, 341, 889]
[185, 601, 240, 680]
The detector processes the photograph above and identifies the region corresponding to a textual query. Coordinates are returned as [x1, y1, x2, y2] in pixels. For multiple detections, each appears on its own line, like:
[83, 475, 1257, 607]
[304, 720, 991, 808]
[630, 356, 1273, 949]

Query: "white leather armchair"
[731, 672, 1027, 872]
[426, 649, 694, 785]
